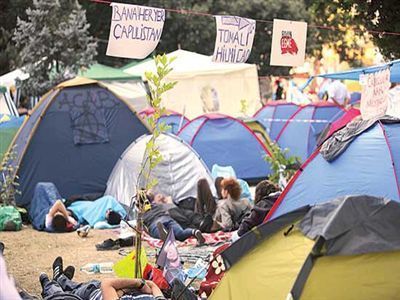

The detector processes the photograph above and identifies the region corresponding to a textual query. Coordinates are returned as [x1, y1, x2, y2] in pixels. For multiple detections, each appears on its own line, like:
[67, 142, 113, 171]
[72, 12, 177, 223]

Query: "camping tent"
[275, 103, 345, 161]
[6, 77, 150, 208]
[253, 101, 299, 140]
[80, 63, 149, 112]
[105, 133, 215, 206]
[0, 115, 24, 162]
[266, 120, 400, 221]
[139, 108, 189, 135]
[0, 86, 18, 116]
[123, 49, 261, 119]
[178, 113, 272, 180]
[211, 195, 400, 300]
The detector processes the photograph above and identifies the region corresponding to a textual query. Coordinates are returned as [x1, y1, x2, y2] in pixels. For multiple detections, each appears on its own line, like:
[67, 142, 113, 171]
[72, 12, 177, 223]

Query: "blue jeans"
[149, 217, 194, 241]
[42, 274, 100, 300]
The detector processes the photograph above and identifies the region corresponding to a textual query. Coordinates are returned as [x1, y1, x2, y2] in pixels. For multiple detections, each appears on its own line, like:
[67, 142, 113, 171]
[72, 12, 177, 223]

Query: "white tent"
[0, 88, 18, 116]
[123, 49, 261, 119]
[105, 133, 216, 206]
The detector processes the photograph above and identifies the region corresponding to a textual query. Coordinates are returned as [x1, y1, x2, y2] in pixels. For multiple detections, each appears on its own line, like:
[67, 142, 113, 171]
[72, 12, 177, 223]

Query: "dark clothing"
[237, 193, 280, 237]
[168, 206, 202, 229]
[143, 204, 174, 229]
[148, 217, 194, 242]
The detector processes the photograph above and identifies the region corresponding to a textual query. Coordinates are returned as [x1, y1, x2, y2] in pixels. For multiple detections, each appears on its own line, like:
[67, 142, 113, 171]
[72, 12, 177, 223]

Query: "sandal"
[95, 239, 120, 251]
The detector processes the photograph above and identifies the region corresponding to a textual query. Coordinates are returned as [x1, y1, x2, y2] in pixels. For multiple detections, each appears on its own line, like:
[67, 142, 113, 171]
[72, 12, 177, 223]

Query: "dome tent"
[266, 120, 400, 221]
[139, 107, 189, 135]
[253, 101, 299, 140]
[211, 195, 400, 300]
[275, 103, 345, 161]
[178, 113, 272, 180]
[105, 133, 215, 206]
[6, 77, 150, 208]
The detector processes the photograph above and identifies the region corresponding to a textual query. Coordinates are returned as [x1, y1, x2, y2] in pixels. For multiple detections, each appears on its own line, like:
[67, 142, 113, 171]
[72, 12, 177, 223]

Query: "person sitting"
[39, 256, 166, 300]
[213, 178, 252, 232]
[237, 180, 280, 237]
[45, 200, 78, 233]
[143, 192, 205, 245]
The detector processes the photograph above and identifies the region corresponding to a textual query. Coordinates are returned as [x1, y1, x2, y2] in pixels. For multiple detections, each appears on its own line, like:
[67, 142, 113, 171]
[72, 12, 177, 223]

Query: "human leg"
[56, 274, 100, 300]
[40, 273, 64, 298]
[164, 219, 194, 241]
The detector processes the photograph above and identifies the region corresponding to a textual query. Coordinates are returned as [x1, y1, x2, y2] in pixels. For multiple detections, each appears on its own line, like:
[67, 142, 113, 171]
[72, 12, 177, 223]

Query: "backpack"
[0, 206, 22, 231]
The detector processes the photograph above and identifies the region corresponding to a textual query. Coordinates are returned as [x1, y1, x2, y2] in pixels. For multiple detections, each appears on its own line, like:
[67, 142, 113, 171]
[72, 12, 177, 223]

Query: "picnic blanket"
[142, 231, 233, 248]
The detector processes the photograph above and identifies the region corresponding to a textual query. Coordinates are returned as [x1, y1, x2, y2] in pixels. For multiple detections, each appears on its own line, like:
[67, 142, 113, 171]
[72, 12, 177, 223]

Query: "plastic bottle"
[80, 262, 114, 274]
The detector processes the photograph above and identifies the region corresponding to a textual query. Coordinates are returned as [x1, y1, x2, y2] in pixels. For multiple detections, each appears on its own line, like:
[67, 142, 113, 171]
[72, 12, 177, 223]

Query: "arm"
[218, 205, 234, 230]
[101, 278, 151, 300]
[146, 281, 165, 298]
[48, 200, 69, 219]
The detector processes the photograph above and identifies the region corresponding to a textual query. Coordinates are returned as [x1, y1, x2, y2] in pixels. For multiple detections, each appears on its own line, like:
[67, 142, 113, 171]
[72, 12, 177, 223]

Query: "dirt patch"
[1, 226, 154, 297]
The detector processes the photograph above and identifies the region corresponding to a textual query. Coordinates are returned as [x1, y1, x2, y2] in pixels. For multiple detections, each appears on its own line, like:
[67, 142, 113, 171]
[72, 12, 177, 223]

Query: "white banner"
[270, 19, 307, 67]
[212, 15, 256, 63]
[360, 68, 391, 120]
[106, 3, 165, 59]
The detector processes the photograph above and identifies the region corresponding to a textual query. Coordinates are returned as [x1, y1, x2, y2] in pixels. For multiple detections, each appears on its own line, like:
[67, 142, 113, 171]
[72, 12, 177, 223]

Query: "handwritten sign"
[106, 2, 165, 59]
[212, 15, 256, 63]
[360, 68, 391, 120]
[270, 19, 307, 67]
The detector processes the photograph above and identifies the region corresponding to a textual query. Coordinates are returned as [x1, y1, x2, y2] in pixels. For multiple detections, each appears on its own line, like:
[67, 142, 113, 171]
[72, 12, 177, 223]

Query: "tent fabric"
[79, 63, 141, 80]
[8, 79, 150, 209]
[178, 113, 272, 180]
[0, 89, 18, 116]
[267, 122, 400, 221]
[212, 196, 400, 300]
[139, 108, 189, 135]
[275, 103, 345, 161]
[123, 49, 261, 119]
[253, 102, 299, 140]
[105, 133, 215, 206]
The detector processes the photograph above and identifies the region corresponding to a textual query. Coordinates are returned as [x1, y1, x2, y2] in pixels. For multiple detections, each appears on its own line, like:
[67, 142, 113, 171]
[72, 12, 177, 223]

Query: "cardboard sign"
[212, 15, 256, 63]
[106, 2, 165, 59]
[360, 68, 391, 120]
[270, 19, 307, 67]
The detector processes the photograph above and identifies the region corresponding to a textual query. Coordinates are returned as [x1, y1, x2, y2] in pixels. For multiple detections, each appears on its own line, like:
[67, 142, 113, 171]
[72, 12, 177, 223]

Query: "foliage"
[264, 142, 301, 188]
[307, 0, 400, 63]
[0, 146, 21, 206]
[135, 54, 176, 207]
[13, 0, 97, 97]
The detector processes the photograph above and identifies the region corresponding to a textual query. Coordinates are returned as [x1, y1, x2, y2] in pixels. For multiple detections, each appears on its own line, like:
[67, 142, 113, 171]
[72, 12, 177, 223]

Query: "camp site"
[1, 1, 400, 299]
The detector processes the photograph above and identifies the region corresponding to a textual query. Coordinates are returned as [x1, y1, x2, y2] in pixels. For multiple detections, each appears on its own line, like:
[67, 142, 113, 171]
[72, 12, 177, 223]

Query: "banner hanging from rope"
[270, 19, 307, 67]
[212, 15, 256, 63]
[106, 2, 165, 59]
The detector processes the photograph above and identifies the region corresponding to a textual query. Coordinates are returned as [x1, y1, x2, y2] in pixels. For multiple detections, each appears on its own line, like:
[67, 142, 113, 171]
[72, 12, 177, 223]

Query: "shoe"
[0, 242, 4, 255]
[194, 230, 205, 245]
[63, 266, 75, 280]
[77, 225, 90, 238]
[117, 236, 134, 247]
[52, 257, 63, 280]
[95, 239, 120, 251]
[39, 272, 50, 288]
[157, 222, 168, 241]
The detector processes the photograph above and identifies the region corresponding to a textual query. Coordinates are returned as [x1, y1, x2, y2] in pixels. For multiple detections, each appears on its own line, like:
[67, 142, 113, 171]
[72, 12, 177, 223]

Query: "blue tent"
[267, 121, 400, 221]
[253, 102, 299, 141]
[7, 77, 150, 208]
[275, 103, 345, 161]
[139, 108, 189, 135]
[178, 113, 272, 180]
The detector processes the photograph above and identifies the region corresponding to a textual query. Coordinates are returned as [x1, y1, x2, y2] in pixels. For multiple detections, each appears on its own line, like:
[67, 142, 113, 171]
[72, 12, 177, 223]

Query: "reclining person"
[143, 192, 205, 245]
[237, 180, 280, 237]
[40, 256, 166, 300]
[45, 200, 78, 233]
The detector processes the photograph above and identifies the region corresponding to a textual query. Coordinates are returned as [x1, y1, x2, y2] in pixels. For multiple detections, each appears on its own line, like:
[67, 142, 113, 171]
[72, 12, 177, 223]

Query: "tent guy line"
[89, 0, 400, 37]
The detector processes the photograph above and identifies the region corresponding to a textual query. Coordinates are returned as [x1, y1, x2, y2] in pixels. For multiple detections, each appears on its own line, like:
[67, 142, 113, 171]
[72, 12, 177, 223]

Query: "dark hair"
[52, 215, 67, 232]
[214, 177, 224, 199]
[254, 180, 279, 205]
[221, 178, 242, 201]
[107, 210, 122, 225]
[195, 178, 216, 215]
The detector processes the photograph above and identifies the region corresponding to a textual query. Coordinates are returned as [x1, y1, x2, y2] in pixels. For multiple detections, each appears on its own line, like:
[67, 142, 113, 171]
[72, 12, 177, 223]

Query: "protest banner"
[106, 2, 165, 59]
[212, 15, 256, 63]
[360, 68, 391, 120]
[270, 19, 307, 67]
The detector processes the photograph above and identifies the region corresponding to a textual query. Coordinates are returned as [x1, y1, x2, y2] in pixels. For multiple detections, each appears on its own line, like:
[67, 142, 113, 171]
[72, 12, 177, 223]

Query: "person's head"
[196, 178, 216, 215]
[220, 178, 242, 201]
[52, 213, 67, 232]
[254, 180, 279, 205]
[106, 210, 122, 225]
[214, 177, 224, 199]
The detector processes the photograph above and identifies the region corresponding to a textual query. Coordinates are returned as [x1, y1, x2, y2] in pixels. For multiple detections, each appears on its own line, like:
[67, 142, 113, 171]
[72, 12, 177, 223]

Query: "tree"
[13, 0, 97, 97]
[307, 0, 400, 63]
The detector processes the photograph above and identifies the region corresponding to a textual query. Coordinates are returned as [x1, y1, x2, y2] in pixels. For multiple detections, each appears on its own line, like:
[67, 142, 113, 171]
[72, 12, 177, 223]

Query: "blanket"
[29, 182, 61, 231]
[68, 195, 126, 227]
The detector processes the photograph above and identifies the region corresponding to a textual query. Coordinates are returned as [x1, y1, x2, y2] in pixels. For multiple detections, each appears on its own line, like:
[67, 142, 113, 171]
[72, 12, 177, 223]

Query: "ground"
[1, 226, 154, 298]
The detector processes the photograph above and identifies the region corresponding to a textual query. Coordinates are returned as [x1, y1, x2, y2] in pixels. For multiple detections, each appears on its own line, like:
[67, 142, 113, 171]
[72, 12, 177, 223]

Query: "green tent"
[79, 63, 141, 81]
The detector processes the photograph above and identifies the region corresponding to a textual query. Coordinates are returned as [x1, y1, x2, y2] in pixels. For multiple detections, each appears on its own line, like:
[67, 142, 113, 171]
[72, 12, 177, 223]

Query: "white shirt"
[327, 80, 349, 105]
